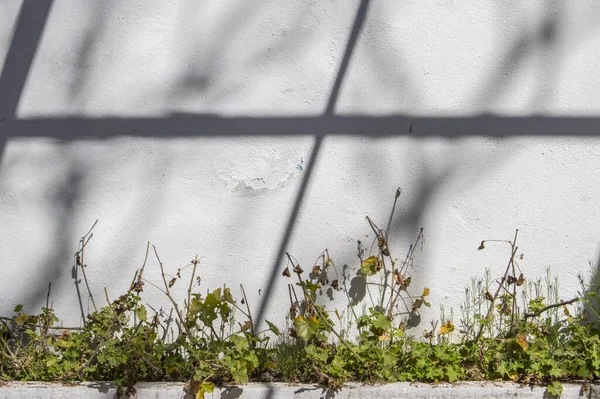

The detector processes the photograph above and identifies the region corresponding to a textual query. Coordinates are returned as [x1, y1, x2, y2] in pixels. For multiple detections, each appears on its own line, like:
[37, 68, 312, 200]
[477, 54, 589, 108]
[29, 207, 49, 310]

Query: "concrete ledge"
[0, 381, 597, 399]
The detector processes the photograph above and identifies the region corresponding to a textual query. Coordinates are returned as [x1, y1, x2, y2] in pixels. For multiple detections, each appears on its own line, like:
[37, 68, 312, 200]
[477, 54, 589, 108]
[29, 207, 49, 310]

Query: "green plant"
[1, 191, 600, 399]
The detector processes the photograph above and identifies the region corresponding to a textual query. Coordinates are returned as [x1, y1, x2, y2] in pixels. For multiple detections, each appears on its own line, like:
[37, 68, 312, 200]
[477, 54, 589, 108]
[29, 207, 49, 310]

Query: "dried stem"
[76, 220, 99, 312]
[130, 241, 150, 292]
[388, 228, 423, 317]
[286, 253, 364, 364]
[240, 284, 254, 336]
[523, 297, 579, 319]
[152, 245, 192, 338]
[385, 187, 401, 244]
[187, 256, 199, 312]
[475, 229, 519, 343]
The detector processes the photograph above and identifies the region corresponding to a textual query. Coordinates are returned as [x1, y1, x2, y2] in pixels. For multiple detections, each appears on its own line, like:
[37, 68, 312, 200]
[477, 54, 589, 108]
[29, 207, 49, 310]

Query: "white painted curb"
[0, 381, 597, 399]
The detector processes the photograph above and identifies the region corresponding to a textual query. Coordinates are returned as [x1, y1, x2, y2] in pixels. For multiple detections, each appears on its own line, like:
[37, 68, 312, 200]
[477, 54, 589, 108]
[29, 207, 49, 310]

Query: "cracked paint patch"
[216, 147, 306, 195]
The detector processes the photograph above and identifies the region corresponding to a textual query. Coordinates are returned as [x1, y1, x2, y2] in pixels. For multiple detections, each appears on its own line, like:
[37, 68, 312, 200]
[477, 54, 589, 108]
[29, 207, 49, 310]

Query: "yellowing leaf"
[439, 321, 455, 335]
[361, 256, 382, 276]
[294, 316, 309, 340]
[378, 333, 390, 341]
[515, 333, 528, 351]
[165, 364, 179, 374]
[197, 382, 214, 399]
[15, 313, 27, 326]
[422, 287, 430, 297]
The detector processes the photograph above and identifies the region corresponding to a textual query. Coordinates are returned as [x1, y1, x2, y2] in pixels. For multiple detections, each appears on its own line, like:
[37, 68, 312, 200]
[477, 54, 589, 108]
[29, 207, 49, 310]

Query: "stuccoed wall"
[1, 0, 599, 330]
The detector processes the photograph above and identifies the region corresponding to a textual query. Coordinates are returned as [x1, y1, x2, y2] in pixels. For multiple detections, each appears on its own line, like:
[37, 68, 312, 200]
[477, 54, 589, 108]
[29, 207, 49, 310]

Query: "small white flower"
[218, 352, 224, 360]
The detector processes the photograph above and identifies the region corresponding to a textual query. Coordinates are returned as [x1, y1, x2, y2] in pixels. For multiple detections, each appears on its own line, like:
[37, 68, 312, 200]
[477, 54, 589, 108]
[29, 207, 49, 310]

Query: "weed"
[1, 189, 599, 398]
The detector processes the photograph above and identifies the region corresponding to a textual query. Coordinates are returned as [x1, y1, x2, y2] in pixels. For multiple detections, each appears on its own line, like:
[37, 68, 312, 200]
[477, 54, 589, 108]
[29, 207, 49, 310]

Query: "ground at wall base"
[1, 381, 598, 399]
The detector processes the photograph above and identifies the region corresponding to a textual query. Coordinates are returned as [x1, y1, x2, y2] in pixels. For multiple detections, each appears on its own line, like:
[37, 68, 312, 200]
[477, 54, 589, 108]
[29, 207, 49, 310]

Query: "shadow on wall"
[2, 0, 600, 328]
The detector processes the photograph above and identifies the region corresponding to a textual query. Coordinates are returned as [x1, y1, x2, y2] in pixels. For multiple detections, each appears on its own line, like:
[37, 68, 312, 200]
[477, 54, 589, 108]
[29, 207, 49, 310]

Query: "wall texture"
[1, 0, 600, 330]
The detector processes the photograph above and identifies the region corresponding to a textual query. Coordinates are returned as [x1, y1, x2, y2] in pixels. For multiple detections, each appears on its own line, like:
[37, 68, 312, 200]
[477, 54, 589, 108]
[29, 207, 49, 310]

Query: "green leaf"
[46, 357, 59, 368]
[546, 381, 563, 398]
[231, 365, 249, 384]
[371, 313, 391, 330]
[265, 320, 281, 336]
[497, 361, 509, 377]
[135, 305, 147, 322]
[13, 304, 23, 313]
[577, 367, 591, 379]
[445, 366, 460, 382]
[230, 334, 249, 351]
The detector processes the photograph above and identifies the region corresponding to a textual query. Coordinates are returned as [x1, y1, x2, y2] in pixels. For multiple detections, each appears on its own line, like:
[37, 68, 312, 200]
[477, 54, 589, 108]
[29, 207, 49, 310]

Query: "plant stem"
[187, 255, 199, 312]
[77, 220, 98, 312]
[523, 297, 579, 319]
[474, 229, 518, 343]
[130, 241, 150, 292]
[287, 253, 364, 364]
[153, 245, 192, 338]
[240, 284, 254, 337]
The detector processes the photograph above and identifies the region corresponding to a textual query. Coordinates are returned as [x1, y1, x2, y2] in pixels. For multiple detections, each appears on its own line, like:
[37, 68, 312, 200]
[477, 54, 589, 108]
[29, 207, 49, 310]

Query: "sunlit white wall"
[1, 0, 599, 330]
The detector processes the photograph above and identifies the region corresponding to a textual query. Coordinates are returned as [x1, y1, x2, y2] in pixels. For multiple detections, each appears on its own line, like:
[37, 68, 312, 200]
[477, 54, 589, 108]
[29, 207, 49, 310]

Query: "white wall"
[1, 0, 600, 330]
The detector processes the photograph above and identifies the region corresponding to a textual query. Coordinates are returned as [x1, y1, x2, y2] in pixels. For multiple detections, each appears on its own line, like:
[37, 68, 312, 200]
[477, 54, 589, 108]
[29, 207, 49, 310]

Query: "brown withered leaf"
[507, 275, 517, 285]
[241, 320, 252, 332]
[478, 241, 485, 250]
[331, 280, 339, 290]
[412, 298, 423, 312]
[282, 267, 291, 278]
[293, 265, 304, 274]
[312, 265, 321, 276]
[484, 291, 493, 301]
[393, 269, 402, 284]
[402, 277, 412, 290]
[516, 273, 525, 286]
[132, 279, 144, 293]
[168, 278, 177, 288]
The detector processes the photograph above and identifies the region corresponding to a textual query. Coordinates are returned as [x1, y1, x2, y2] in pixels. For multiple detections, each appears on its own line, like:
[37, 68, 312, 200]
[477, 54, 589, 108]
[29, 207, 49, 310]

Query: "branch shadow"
[1, 0, 600, 333]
